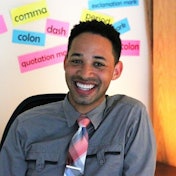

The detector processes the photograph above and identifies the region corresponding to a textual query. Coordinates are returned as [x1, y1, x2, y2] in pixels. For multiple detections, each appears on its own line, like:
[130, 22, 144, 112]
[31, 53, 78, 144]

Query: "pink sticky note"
[121, 40, 140, 56]
[46, 19, 69, 37]
[0, 15, 7, 34]
[18, 44, 67, 73]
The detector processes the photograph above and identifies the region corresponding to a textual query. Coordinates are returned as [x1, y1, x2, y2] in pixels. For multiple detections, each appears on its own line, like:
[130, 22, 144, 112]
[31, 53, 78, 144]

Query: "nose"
[78, 64, 94, 78]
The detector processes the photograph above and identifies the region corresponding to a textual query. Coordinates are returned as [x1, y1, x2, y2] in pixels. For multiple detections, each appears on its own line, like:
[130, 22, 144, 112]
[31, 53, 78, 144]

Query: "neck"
[68, 95, 105, 114]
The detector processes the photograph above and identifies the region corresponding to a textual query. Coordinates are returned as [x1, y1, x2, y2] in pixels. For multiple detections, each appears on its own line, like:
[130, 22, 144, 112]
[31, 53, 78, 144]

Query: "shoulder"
[15, 100, 64, 125]
[106, 94, 145, 109]
[5, 100, 66, 149]
[105, 94, 149, 122]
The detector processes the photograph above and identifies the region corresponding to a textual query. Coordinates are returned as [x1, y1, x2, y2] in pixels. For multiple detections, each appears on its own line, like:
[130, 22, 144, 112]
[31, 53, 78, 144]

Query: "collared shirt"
[63, 94, 106, 130]
[0, 94, 156, 176]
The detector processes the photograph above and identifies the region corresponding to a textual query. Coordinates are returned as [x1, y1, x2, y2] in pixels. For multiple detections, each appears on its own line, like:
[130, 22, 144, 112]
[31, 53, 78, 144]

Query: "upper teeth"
[76, 82, 94, 90]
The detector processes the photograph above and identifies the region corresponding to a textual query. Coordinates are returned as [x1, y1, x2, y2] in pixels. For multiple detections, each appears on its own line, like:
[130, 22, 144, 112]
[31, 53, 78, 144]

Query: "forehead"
[67, 33, 115, 65]
[69, 32, 113, 52]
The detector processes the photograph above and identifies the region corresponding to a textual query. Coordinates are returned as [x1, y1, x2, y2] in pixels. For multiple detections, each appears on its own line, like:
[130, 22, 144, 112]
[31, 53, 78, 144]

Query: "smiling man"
[0, 20, 156, 176]
[64, 31, 122, 114]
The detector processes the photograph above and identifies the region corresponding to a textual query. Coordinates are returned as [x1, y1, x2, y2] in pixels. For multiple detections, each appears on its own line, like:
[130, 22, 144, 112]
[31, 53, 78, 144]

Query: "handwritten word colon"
[12, 30, 45, 46]
[18, 33, 40, 42]
[121, 40, 140, 56]
[122, 42, 139, 50]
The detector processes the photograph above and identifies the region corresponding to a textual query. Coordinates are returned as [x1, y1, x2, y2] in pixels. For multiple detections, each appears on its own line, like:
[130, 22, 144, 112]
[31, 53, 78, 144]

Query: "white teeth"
[76, 82, 94, 90]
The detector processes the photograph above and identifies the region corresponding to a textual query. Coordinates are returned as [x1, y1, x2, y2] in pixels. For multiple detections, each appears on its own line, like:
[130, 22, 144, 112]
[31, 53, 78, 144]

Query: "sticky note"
[46, 19, 69, 37]
[0, 15, 7, 34]
[80, 9, 114, 24]
[12, 29, 46, 46]
[10, 0, 49, 26]
[18, 45, 67, 73]
[113, 18, 130, 34]
[121, 40, 140, 56]
[89, 0, 139, 10]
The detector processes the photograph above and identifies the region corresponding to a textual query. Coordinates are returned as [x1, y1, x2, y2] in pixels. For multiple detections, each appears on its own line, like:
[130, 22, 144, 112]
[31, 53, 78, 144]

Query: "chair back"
[0, 93, 66, 150]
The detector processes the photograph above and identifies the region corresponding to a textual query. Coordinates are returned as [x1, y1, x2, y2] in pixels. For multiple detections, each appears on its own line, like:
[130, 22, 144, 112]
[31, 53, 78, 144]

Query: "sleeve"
[123, 105, 156, 176]
[0, 118, 27, 176]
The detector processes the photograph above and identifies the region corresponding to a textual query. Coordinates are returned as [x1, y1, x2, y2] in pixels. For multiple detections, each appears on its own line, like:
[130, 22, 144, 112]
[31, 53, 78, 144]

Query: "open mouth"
[76, 82, 95, 91]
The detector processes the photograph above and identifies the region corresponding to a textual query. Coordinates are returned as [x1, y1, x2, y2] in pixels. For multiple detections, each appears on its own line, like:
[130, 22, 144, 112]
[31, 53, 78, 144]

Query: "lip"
[76, 82, 95, 90]
[74, 81, 97, 95]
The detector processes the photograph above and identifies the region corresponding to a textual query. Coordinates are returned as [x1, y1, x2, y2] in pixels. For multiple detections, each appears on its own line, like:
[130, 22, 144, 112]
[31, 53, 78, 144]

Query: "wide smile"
[76, 82, 95, 91]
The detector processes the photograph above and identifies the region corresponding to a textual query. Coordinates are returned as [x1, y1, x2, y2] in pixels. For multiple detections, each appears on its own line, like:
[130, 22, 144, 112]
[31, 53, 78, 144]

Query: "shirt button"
[99, 159, 105, 165]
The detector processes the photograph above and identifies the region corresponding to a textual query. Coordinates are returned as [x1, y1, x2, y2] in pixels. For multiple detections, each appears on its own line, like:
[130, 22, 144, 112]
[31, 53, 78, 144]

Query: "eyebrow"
[70, 53, 106, 61]
[70, 53, 82, 57]
[93, 55, 106, 61]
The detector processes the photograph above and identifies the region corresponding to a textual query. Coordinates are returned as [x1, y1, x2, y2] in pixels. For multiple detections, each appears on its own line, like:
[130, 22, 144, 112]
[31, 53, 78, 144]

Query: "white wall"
[0, 0, 152, 139]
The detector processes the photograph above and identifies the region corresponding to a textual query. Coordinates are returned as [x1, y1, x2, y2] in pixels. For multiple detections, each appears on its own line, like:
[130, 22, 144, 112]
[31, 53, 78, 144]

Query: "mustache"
[71, 75, 100, 83]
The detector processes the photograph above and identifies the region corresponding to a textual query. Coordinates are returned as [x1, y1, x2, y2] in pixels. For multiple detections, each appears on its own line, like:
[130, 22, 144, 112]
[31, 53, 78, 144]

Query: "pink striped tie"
[64, 116, 90, 176]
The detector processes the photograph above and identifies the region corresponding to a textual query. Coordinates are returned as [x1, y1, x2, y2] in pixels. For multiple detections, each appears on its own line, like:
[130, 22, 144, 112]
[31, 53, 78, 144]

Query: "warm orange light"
[153, 0, 176, 166]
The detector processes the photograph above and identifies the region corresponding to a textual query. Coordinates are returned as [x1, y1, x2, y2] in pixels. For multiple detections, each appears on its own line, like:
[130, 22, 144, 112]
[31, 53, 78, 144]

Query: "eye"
[70, 59, 83, 65]
[94, 62, 105, 68]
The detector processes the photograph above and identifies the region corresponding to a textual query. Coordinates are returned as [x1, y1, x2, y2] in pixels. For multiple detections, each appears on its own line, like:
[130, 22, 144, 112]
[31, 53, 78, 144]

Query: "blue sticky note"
[12, 29, 46, 46]
[88, 0, 139, 10]
[113, 18, 130, 34]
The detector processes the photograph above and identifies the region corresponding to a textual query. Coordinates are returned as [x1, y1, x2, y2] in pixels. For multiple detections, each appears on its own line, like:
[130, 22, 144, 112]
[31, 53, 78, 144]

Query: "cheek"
[65, 65, 75, 75]
[99, 71, 114, 84]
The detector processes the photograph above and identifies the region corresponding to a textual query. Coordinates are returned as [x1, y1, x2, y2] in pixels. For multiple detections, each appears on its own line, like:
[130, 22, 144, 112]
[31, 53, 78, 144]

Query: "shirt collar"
[63, 95, 106, 129]
[86, 99, 106, 129]
[63, 95, 80, 127]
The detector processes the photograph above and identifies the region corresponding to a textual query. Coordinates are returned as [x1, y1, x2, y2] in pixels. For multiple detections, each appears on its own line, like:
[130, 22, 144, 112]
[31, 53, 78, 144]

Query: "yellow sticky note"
[10, 0, 49, 26]
[80, 9, 114, 24]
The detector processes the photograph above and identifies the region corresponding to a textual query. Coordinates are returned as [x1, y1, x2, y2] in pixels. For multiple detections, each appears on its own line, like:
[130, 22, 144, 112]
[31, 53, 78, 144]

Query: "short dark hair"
[67, 20, 121, 64]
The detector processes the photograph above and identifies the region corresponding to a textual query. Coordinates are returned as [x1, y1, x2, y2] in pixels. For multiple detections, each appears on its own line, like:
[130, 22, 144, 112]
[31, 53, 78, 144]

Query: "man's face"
[64, 32, 122, 113]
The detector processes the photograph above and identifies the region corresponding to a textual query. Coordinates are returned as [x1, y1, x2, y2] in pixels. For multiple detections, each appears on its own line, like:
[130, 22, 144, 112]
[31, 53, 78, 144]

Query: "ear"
[112, 61, 123, 80]
[63, 56, 67, 70]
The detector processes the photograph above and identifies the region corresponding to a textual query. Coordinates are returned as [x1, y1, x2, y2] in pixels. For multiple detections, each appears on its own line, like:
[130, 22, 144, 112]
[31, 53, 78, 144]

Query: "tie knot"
[77, 116, 90, 127]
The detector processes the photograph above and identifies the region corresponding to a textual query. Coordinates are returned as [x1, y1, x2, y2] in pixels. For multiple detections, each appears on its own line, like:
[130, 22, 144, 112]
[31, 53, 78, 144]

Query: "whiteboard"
[0, 0, 152, 138]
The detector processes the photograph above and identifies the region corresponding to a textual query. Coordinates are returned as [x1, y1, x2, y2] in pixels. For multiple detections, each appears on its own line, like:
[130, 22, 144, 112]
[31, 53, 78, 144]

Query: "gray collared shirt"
[63, 94, 106, 130]
[0, 94, 156, 176]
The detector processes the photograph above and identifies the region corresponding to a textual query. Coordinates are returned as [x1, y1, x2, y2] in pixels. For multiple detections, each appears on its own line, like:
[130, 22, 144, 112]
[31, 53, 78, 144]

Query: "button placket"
[97, 150, 105, 166]
[36, 155, 45, 172]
